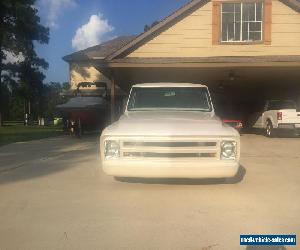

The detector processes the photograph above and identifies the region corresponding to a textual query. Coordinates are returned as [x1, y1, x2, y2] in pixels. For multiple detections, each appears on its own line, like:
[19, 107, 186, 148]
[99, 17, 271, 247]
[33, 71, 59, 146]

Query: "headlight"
[220, 141, 237, 160]
[104, 140, 120, 159]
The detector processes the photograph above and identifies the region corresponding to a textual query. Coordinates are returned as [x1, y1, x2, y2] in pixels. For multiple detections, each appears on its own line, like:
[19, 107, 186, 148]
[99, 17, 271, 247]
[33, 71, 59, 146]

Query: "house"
[63, 0, 300, 121]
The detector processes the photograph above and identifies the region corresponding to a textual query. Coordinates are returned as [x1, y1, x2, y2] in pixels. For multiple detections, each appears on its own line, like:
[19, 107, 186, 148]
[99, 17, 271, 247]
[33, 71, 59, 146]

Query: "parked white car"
[100, 83, 240, 178]
[249, 100, 300, 137]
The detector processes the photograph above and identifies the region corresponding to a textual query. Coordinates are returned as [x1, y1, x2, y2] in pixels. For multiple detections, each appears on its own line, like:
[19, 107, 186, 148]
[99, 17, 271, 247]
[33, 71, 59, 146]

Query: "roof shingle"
[63, 36, 136, 62]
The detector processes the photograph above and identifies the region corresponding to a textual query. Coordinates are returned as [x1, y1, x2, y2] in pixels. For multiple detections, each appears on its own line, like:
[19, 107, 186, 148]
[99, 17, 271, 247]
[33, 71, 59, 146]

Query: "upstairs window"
[221, 2, 263, 43]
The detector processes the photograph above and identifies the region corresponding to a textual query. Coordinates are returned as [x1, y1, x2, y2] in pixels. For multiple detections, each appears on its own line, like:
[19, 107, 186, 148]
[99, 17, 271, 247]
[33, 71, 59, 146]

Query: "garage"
[63, 0, 300, 129]
[105, 62, 300, 122]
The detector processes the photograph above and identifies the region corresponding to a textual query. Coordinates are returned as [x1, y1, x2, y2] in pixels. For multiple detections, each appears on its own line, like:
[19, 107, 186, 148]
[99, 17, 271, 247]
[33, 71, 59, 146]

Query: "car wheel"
[266, 120, 274, 137]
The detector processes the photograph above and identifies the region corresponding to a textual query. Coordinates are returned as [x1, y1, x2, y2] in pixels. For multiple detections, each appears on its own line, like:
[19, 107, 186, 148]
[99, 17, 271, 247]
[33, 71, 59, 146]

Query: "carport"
[97, 56, 300, 121]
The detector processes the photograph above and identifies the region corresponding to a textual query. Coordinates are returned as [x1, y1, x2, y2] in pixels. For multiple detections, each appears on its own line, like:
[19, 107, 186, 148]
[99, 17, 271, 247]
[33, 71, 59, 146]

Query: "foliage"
[144, 20, 160, 32]
[0, 0, 50, 125]
[2, 81, 70, 121]
[40, 82, 69, 119]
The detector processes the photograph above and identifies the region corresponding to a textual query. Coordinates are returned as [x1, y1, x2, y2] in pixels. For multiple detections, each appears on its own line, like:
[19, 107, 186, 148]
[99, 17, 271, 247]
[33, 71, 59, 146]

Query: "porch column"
[110, 73, 116, 122]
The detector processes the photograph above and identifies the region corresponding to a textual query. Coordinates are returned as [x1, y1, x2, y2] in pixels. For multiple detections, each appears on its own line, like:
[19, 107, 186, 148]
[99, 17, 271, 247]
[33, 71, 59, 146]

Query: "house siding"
[70, 62, 110, 90]
[128, 0, 300, 58]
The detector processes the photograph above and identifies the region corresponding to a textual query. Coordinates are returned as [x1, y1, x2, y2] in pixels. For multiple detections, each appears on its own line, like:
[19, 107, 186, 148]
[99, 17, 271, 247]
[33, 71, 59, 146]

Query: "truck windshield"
[127, 87, 212, 111]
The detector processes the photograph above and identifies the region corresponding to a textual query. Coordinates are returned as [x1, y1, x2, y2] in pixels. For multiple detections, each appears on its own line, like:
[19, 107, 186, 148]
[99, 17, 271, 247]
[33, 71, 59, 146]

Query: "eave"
[97, 56, 300, 68]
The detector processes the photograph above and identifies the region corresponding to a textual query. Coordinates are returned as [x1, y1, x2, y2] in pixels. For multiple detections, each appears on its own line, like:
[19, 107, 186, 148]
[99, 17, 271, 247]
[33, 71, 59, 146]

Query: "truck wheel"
[266, 120, 274, 137]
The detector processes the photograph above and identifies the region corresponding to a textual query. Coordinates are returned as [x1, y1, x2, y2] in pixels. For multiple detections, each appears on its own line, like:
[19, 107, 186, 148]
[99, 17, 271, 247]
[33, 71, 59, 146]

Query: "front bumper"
[102, 160, 239, 178]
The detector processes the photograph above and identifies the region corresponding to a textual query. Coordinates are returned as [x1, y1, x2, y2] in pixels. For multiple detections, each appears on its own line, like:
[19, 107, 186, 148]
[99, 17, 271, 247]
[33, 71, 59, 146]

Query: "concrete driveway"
[0, 134, 299, 250]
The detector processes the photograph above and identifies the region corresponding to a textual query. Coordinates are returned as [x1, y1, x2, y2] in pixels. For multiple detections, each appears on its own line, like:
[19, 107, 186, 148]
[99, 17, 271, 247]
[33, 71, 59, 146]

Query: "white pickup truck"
[249, 100, 300, 137]
[100, 83, 240, 178]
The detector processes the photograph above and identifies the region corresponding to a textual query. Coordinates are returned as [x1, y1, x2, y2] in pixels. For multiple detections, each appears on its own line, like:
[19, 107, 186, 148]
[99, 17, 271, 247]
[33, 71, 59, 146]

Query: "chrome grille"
[123, 141, 216, 147]
[121, 138, 219, 159]
[123, 152, 216, 158]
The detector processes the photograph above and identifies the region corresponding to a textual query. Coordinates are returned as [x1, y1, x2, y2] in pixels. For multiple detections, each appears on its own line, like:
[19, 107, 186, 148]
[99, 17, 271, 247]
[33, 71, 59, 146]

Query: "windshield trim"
[127, 87, 213, 112]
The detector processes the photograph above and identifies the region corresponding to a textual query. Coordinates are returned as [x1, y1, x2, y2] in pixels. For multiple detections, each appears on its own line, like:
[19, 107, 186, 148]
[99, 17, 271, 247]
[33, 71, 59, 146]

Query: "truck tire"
[266, 120, 274, 137]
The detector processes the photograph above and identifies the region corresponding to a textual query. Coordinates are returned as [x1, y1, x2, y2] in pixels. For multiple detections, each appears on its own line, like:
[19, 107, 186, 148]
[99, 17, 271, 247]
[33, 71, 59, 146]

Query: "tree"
[144, 20, 160, 32]
[0, 0, 49, 125]
[39, 82, 69, 119]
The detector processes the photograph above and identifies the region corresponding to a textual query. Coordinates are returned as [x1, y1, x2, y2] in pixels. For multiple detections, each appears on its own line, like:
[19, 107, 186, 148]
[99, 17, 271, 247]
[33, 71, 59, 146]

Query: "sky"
[35, 0, 190, 83]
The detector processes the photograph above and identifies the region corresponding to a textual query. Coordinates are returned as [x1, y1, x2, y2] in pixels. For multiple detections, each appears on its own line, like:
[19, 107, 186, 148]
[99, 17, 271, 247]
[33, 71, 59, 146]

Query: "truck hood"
[102, 111, 239, 137]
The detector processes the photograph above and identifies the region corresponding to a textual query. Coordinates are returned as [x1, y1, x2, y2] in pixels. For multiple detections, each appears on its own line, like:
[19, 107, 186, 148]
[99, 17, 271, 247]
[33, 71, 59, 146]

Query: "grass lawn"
[0, 125, 64, 147]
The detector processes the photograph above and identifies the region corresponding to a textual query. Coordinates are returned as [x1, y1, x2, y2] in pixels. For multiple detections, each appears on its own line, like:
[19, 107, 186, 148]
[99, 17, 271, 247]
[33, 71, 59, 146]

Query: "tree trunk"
[0, 30, 3, 127]
[0, 59, 2, 126]
[0, 71, 2, 126]
[0, 14, 3, 127]
[0, 55, 3, 127]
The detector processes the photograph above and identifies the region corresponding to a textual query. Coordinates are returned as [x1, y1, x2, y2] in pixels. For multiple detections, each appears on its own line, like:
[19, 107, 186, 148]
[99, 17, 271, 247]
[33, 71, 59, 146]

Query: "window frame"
[219, 1, 265, 44]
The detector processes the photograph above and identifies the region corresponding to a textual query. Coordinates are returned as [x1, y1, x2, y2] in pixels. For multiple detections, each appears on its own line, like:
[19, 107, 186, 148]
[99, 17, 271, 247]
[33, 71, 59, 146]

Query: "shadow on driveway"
[243, 128, 299, 138]
[0, 135, 99, 185]
[246, 246, 287, 250]
[114, 165, 246, 185]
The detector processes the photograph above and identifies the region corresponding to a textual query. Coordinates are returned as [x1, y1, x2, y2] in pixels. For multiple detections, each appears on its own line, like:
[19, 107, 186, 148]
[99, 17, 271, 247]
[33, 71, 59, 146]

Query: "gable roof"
[63, 0, 300, 63]
[107, 0, 300, 60]
[280, 0, 300, 13]
[63, 36, 136, 62]
[106, 0, 210, 60]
